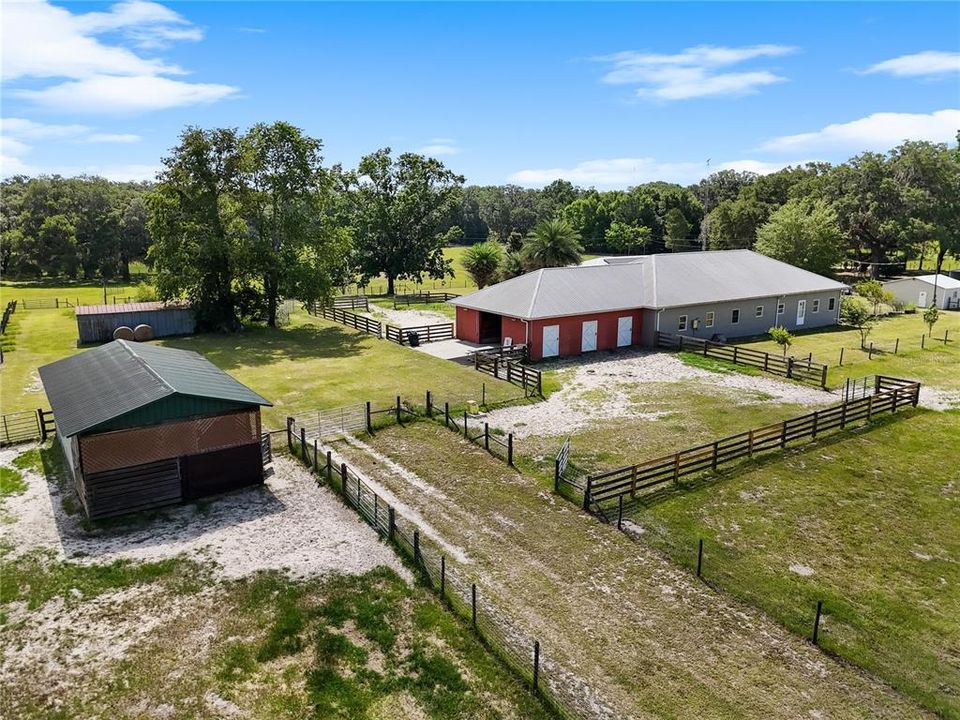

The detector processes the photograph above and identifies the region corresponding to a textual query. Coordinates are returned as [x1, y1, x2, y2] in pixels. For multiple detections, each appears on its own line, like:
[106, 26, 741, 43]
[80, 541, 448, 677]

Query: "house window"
[705, 311, 715, 328]
[755, 305, 764, 318]
[777, 302, 785, 316]
[731, 309, 740, 324]
[828, 297, 836, 311]
[812, 299, 820, 312]
[678, 315, 688, 331]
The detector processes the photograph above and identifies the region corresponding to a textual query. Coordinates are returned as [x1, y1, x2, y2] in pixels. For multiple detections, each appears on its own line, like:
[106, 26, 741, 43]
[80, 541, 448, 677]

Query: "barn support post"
[286, 417, 294, 452]
[533, 640, 541, 692]
[366, 401, 372, 433]
[507, 434, 514, 467]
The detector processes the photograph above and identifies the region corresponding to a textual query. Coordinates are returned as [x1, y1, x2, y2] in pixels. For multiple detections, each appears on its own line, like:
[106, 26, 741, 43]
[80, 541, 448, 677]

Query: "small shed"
[76, 302, 195, 344]
[39, 340, 272, 520]
[882, 274, 960, 310]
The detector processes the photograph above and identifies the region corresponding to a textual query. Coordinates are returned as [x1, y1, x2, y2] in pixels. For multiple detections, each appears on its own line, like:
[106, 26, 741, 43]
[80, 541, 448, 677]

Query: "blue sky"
[2, 1, 958, 187]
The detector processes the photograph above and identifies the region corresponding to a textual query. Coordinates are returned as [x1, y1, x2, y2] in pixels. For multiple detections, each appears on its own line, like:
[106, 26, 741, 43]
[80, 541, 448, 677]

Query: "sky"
[1, 0, 958, 188]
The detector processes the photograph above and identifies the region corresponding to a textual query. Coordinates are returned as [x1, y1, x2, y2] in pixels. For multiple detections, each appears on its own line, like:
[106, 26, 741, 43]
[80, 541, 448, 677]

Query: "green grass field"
[733, 311, 960, 389]
[629, 409, 960, 718]
[0, 304, 519, 427]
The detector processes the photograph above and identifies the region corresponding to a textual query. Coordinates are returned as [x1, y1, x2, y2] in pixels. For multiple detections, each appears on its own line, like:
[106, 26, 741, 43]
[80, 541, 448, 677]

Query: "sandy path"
[365, 305, 451, 328]
[335, 423, 931, 720]
[0, 448, 405, 580]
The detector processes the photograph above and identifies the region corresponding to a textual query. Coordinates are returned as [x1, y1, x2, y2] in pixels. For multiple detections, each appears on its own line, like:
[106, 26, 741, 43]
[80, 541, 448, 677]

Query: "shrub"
[768, 326, 794, 357]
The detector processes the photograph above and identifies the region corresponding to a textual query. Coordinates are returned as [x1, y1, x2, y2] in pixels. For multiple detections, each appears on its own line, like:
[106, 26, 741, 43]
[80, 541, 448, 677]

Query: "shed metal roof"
[76, 302, 191, 316]
[38, 340, 270, 438]
[883, 274, 960, 290]
[449, 250, 846, 319]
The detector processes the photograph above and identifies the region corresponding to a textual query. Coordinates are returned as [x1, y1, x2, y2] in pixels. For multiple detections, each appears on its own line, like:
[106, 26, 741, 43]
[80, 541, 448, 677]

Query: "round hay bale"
[133, 324, 155, 342]
[113, 325, 135, 341]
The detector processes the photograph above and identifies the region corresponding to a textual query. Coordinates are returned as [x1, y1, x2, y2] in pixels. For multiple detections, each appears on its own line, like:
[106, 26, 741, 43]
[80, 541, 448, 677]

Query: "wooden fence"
[385, 323, 455, 345]
[582, 376, 920, 513]
[1, 408, 55, 446]
[425, 391, 515, 466]
[307, 303, 382, 337]
[393, 291, 459, 307]
[474, 351, 542, 397]
[657, 332, 829, 388]
[1, 301, 16, 336]
[331, 295, 369, 311]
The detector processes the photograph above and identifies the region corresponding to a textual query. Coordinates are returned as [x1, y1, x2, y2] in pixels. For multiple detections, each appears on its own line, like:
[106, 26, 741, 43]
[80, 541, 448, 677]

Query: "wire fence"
[285, 414, 596, 719]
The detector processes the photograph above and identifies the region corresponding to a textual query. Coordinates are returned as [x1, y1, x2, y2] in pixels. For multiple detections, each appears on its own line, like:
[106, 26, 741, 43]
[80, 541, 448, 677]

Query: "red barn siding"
[529, 310, 642, 360]
[501, 316, 527, 346]
[456, 307, 481, 343]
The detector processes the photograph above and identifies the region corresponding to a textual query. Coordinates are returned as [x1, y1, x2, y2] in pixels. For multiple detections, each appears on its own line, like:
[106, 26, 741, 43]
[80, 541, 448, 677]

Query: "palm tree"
[462, 240, 504, 288]
[521, 219, 584, 270]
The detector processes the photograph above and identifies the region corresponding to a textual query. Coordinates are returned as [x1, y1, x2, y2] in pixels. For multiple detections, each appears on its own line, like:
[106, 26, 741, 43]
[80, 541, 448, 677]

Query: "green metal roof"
[38, 340, 271, 438]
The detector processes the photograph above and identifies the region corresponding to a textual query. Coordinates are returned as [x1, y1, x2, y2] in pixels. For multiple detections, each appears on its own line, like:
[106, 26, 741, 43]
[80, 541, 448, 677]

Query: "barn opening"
[479, 312, 502, 344]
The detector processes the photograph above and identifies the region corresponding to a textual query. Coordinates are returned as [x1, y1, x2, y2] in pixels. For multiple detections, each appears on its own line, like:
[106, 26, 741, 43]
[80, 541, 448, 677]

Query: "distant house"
[882, 274, 960, 310]
[39, 340, 271, 520]
[76, 302, 195, 344]
[449, 250, 846, 360]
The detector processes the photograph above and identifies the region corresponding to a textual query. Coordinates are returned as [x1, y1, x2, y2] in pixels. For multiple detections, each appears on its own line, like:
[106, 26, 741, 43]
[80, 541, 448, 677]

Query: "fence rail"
[1, 409, 54, 446]
[582, 376, 920, 512]
[474, 352, 543, 397]
[285, 420, 583, 718]
[393, 291, 459, 307]
[657, 332, 829, 389]
[385, 323, 455, 345]
[306, 302, 382, 337]
[331, 295, 369, 311]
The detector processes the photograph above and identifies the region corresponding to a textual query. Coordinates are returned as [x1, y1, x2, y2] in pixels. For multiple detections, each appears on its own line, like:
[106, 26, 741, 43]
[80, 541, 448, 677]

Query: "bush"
[133, 282, 158, 302]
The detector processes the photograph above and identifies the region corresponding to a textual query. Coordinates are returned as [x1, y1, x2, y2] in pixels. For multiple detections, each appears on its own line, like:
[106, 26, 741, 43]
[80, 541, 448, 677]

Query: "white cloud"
[862, 51, 960, 78]
[1, 0, 237, 113]
[15, 75, 238, 114]
[713, 159, 818, 175]
[594, 44, 797, 100]
[84, 133, 142, 143]
[761, 109, 960, 153]
[418, 139, 460, 156]
[509, 157, 706, 188]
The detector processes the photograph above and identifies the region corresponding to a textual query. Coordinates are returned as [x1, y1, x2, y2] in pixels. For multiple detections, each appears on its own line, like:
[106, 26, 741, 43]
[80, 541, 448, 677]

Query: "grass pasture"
[630, 409, 960, 718]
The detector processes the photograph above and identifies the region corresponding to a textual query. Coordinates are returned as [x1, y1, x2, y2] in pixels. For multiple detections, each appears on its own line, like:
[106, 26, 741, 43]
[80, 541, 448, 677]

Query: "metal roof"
[883, 274, 960, 290]
[38, 340, 271, 438]
[76, 302, 191, 316]
[449, 250, 846, 319]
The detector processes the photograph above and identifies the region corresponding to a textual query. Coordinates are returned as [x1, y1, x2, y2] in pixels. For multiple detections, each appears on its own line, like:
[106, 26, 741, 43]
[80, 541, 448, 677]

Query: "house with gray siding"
[450, 250, 845, 360]
[881, 274, 960, 310]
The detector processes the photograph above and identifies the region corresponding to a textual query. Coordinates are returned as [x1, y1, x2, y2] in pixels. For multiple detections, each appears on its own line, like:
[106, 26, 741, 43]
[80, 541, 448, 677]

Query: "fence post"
[921, 333, 925, 349]
[786, 356, 794, 379]
[678, 335, 683, 351]
[839, 347, 844, 366]
[445, 402, 450, 428]
[396, 396, 402, 425]
[894, 338, 899, 354]
[840, 400, 847, 429]
[892, 387, 899, 413]
[748, 430, 754, 457]
[471, 583, 477, 628]
[583, 476, 593, 511]
[484, 423, 489, 451]
[313, 439, 318, 470]
[812, 600, 823, 644]
[732, 346, 739, 364]
[781, 420, 787, 448]
[366, 401, 372, 433]
[617, 495, 623, 530]
[945, 329, 950, 345]
[820, 364, 828, 390]
[37, 409, 48, 441]
[711, 440, 719, 471]
[326, 450, 333, 483]
[508, 434, 514, 467]
[533, 640, 540, 692]
[414, 530, 420, 565]
[868, 342, 874, 360]
[554, 459, 561, 491]
[340, 463, 348, 496]
[426, 390, 432, 418]
[812, 411, 819, 439]
[866, 395, 873, 421]
[300, 427, 307, 463]
[441, 555, 446, 595]
[463, 411, 468, 438]
[286, 417, 294, 452]
[673, 452, 681, 483]
[388, 507, 396, 540]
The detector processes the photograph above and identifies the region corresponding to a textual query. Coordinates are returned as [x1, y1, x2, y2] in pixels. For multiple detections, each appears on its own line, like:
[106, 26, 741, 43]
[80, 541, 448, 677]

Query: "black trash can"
[406, 331, 421, 347]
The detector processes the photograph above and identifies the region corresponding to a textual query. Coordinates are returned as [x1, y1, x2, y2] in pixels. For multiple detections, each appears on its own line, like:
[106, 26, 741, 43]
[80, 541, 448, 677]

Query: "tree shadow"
[33, 442, 287, 560]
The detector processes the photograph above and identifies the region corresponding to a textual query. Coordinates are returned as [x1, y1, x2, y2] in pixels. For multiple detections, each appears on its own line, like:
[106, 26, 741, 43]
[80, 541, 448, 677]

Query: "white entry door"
[918, 291, 928, 308]
[542, 324, 560, 358]
[796, 299, 806, 326]
[617, 316, 633, 347]
[581, 320, 598, 352]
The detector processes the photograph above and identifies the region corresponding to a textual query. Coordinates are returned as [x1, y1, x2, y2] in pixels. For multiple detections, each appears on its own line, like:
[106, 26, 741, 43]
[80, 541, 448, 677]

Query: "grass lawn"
[732, 311, 960, 390]
[629, 408, 960, 718]
[0, 305, 519, 427]
[2, 279, 145, 307]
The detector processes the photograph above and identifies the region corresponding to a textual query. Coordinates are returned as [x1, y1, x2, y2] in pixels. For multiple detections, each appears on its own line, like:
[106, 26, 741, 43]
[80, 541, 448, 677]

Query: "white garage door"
[617, 316, 633, 347]
[542, 324, 560, 358]
[581, 320, 598, 352]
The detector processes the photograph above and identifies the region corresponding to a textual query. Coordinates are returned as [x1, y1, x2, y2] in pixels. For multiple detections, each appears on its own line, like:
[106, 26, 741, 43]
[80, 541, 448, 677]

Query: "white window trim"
[705, 311, 715, 328]
[812, 299, 820, 312]
[777, 302, 784, 315]
[678, 314, 688, 331]
[755, 305, 764, 318]
[828, 297, 836, 311]
[731, 308, 740, 325]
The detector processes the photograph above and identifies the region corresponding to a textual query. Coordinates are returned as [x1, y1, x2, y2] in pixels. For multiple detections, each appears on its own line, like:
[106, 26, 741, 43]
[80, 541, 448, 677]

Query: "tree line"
[1, 122, 957, 331]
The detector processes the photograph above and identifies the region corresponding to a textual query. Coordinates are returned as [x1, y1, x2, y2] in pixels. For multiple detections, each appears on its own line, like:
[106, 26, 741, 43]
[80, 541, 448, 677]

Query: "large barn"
[450, 250, 846, 360]
[39, 340, 271, 520]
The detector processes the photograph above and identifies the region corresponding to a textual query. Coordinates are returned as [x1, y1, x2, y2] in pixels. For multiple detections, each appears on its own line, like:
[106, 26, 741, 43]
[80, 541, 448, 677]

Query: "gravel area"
[487, 350, 840, 438]
[0, 448, 406, 580]
[366, 305, 451, 328]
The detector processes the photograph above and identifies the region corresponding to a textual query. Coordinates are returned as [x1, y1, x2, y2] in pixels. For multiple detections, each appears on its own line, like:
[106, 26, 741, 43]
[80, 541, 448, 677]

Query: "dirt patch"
[918, 386, 960, 411]
[0, 448, 406, 581]
[366, 305, 450, 328]
[487, 351, 837, 438]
